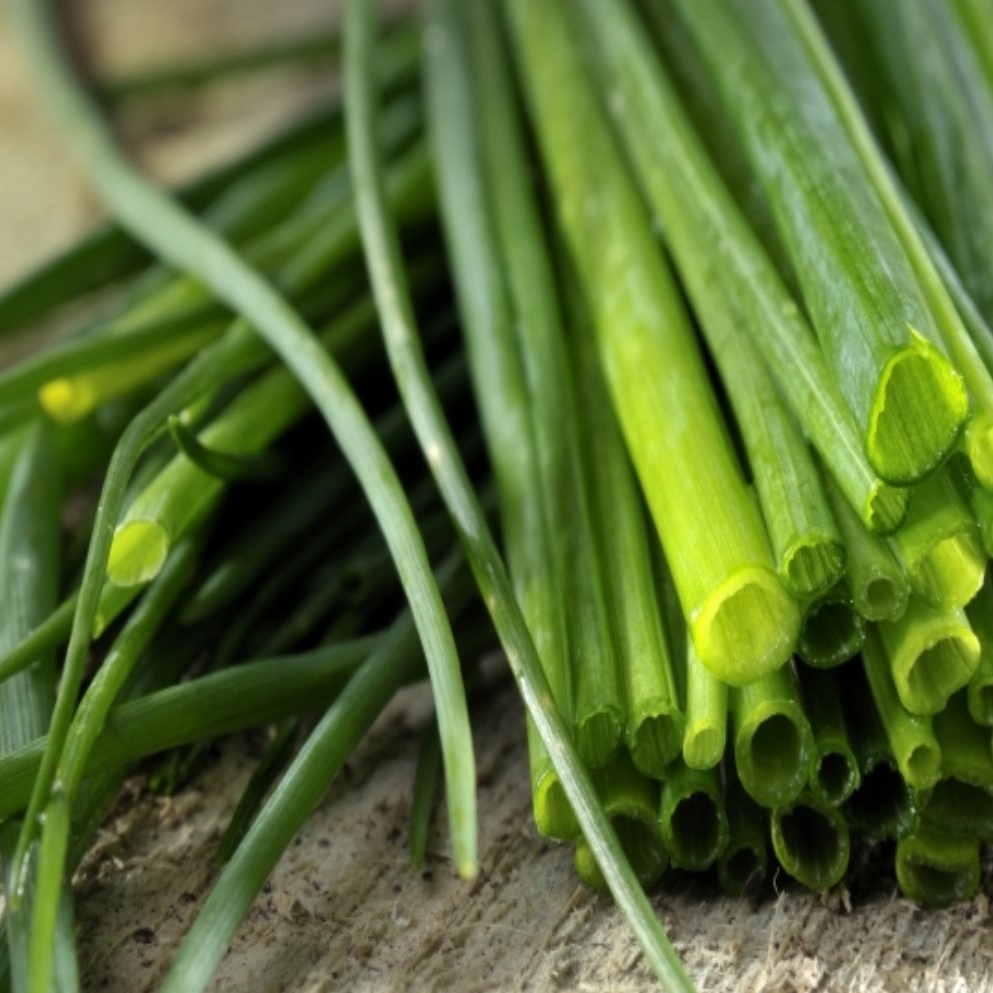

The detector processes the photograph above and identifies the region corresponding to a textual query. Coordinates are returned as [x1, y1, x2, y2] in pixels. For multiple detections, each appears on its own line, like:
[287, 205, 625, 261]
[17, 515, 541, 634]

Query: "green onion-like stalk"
[797, 665, 860, 807]
[731, 664, 814, 808]
[965, 574, 993, 725]
[895, 828, 981, 907]
[876, 598, 980, 716]
[659, 759, 728, 871]
[771, 792, 850, 891]
[682, 636, 728, 771]
[797, 580, 866, 668]
[717, 767, 768, 896]
[574, 754, 667, 891]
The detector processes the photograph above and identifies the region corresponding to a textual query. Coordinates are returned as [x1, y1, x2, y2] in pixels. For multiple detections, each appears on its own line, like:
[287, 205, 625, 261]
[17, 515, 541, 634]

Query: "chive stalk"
[572, 305, 682, 775]
[924, 693, 993, 841]
[861, 629, 942, 788]
[682, 637, 727, 772]
[771, 792, 850, 891]
[409, 721, 441, 870]
[876, 599, 980, 717]
[822, 472, 909, 622]
[895, 829, 981, 907]
[841, 662, 920, 840]
[796, 581, 866, 668]
[717, 768, 768, 896]
[659, 760, 728, 872]
[669, 0, 968, 486]
[886, 470, 985, 612]
[731, 664, 813, 808]
[573, 754, 667, 891]
[510, 0, 797, 687]
[576, 0, 904, 534]
[797, 666, 860, 807]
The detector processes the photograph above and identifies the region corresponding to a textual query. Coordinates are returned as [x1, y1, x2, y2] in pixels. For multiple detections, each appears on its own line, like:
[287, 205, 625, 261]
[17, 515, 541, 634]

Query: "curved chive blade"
[573, 753, 667, 892]
[659, 759, 728, 872]
[796, 580, 866, 669]
[581, 0, 905, 536]
[861, 628, 943, 789]
[877, 599, 980, 717]
[823, 471, 908, 622]
[924, 693, 993, 841]
[887, 469, 985, 613]
[669, 0, 968, 486]
[718, 766, 768, 897]
[783, 0, 993, 492]
[965, 575, 993, 726]
[350, 3, 695, 986]
[731, 664, 814, 808]
[770, 792, 850, 892]
[682, 636, 728, 772]
[159, 554, 470, 993]
[572, 299, 680, 774]
[895, 828, 981, 907]
[797, 665, 860, 807]
[510, 0, 796, 688]
[841, 661, 920, 840]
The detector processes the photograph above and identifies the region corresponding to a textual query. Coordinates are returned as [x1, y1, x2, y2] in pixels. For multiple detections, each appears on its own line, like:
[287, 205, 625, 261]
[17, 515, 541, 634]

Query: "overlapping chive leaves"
[3, 0, 993, 991]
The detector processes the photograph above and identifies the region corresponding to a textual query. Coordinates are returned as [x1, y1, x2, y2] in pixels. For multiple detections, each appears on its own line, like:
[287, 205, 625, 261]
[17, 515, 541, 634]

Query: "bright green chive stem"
[669, 0, 967, 486]
[886, 469, 985, 612]
[409, 721, 441, 870]
[797, 580, 866, 668]
[822, 470, 908, 622]
[771, 792, 850, 891]
[11, 0, 477, 902]
[895, 828, 981, 907]
[352, 4, 694, 986]
[108, 294, 385, 587]
[861, 628, 942, 788]
[682, 636, 728, 771]
[467, 0, 612, 815]
[951, 0, 993, 91]
[572, 298, 681, 775]
[731, 664, 814, 808]
[426, 3, 602, 782]
[578, 0, 903, 535]
[783, 0, 993, 490]
[0, 423, 77, 993]
[659, 759, 728, 871]
[841, 662, 919, 840]
[964, 574, 993, 725]
[510, 0, 797, 687]
[214, 718, 300, 866]
[796, 665, 860, 806]
[0, 637, 381, 821]
[166, 414, 284, 482]
[158, 553, 470, 993]
[924, 693, 993, 841]
[573, 753, 667, 891]
[579, 0, 842, 599]
[718, 766, 768, 896]
[876, 598, 980, 717]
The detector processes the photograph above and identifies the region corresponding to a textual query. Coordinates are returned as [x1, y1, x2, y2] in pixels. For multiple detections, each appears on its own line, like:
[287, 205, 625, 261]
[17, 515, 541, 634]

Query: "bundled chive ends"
[3, 0, 993, 990]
